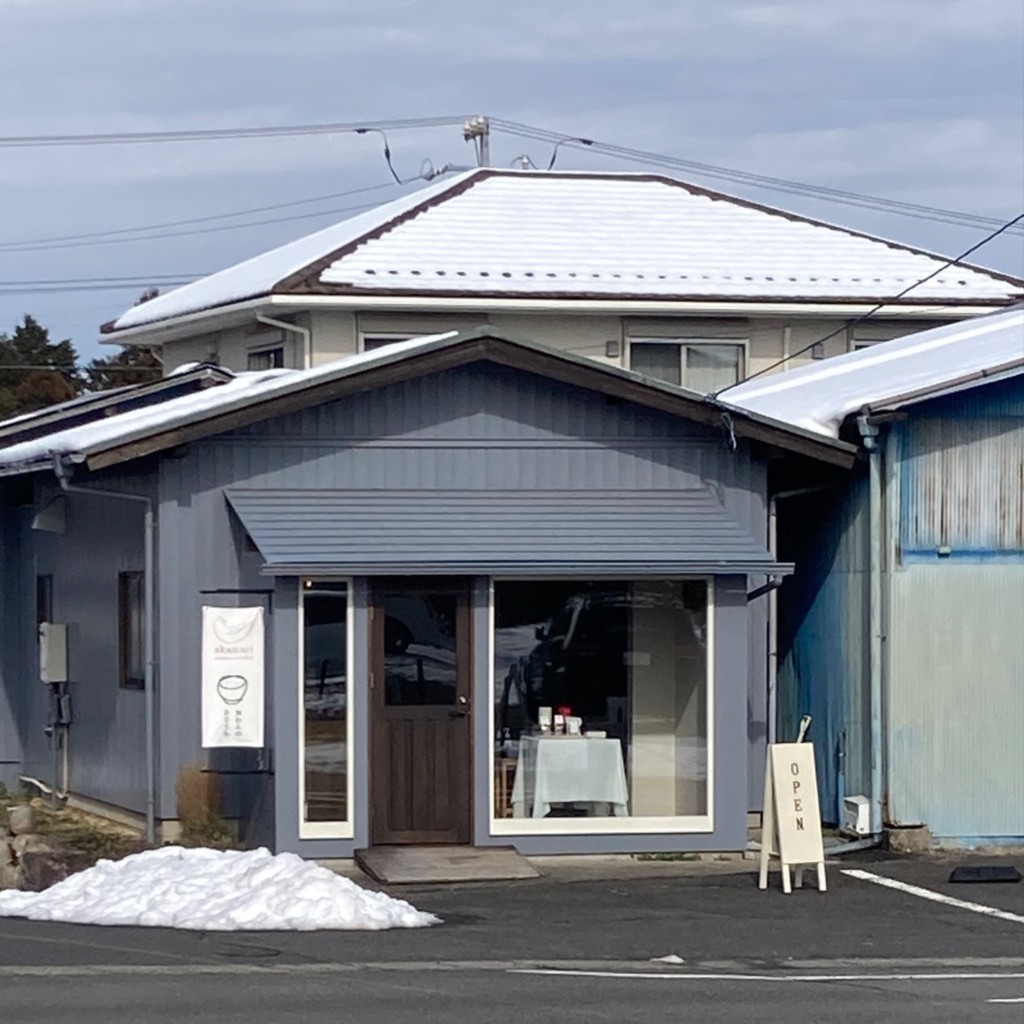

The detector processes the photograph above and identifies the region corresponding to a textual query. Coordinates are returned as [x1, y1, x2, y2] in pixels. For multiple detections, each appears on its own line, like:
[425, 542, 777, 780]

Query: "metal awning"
[225, 488, 791, 576]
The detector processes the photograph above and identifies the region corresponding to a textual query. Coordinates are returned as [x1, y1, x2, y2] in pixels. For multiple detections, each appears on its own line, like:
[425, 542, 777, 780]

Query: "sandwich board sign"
[758, 732, 827, 894]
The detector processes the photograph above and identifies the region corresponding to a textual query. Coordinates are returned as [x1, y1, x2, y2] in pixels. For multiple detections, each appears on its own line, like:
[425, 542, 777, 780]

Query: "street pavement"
[0, 852, 1021, 1022]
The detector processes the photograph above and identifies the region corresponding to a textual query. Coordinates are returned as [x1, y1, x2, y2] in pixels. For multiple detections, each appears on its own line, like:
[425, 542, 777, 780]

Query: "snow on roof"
[723, 308, 1024, 437]
[0, 846, 438, 930]
[0, 334, 455, 472]
[108, 170, 1023, 333]
[110, 174, 476, 331]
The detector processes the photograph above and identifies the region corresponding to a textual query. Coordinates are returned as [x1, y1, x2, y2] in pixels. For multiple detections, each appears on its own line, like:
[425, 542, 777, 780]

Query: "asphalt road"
[1, 853, 1021, 1022]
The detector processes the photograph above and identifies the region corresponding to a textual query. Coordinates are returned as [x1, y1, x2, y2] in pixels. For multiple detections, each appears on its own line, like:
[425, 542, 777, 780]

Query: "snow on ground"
[0, 846, 439, 931]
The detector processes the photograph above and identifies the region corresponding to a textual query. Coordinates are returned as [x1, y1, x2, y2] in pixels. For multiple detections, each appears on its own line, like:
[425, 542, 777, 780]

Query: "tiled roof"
[109, 170, 1023, 332]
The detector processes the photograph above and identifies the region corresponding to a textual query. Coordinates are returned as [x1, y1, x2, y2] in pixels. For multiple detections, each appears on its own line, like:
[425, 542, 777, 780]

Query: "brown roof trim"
[81, 331, 857, 472]
[277, 282, 1022, 306]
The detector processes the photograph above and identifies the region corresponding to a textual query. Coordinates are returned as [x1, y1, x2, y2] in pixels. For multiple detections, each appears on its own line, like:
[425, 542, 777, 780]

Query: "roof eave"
[73, 329, 857, 473]
[863, 357, 1024, 416]
[99, 291, 1018, 344]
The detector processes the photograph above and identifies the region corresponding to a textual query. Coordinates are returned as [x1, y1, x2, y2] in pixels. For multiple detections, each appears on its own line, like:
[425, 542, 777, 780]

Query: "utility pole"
[463, 116, 490, 166]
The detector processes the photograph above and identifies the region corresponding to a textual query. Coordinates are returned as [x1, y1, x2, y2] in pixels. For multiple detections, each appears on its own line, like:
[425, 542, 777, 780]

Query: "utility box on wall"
[842, 795, 871, 836]
[39, 622, 68, 684]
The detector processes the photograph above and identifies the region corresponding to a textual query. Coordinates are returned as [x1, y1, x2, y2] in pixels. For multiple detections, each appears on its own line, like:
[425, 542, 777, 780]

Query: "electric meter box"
[39, 622, 68, 684]
[841, 795, 871, 836]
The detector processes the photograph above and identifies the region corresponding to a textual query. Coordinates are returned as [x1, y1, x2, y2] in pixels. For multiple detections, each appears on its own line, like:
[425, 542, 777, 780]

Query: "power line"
[0, 199, 388, 254]
[490, 119, 1024, 236]
[0, 115, 472, 149]
[0, 280, 197, 296]
[715, 210, 1024, 395]
[0, 181, 401, 252]
[0, 197, 397, 255]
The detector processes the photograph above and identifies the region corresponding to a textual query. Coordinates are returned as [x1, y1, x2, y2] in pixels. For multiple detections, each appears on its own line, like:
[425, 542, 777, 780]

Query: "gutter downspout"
[857, 415, 884, 836]
[256, 314, 311, 370]
[52, 456, 158, 845]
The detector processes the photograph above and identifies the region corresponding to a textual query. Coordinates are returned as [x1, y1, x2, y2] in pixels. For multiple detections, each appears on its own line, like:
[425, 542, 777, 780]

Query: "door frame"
[368, 578, 474, 845]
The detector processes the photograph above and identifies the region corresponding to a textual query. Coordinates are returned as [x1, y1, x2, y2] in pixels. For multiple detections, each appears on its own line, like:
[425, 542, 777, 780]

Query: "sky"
[1, 0, 1022, 363]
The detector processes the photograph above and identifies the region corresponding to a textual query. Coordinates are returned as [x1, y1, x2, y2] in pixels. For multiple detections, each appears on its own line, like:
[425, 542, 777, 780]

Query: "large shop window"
[300, 581, 352, 837]
[492, 580, 712, 834]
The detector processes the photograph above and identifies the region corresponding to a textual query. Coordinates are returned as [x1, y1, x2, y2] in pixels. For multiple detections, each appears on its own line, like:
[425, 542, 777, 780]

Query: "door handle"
[449, 696, 470, 719]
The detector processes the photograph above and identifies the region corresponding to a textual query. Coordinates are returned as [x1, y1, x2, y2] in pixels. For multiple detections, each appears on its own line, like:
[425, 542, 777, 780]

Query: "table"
[510, 735, 629, 818]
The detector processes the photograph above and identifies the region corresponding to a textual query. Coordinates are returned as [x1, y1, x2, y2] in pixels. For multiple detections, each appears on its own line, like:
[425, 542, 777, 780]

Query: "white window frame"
[487, 577, 715, 836]
[626, 337, 749, 389]
[298, 578, 355, 840]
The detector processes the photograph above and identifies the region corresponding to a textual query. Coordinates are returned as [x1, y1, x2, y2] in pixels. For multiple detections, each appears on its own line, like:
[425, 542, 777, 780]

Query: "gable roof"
[0, 328, 857, 475]
[0, 363, 232, 449]
[105, 170, 1023, 335]
[723, 307, 1024, 438]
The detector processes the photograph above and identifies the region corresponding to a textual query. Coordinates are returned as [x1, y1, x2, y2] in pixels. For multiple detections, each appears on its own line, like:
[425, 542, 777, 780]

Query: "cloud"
[730, 0, 1023, 45]
[0, 0, 1021, 360]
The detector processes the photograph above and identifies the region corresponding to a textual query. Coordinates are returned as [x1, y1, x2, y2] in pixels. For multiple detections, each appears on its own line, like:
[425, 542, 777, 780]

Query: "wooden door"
[370, 580, 472, 845]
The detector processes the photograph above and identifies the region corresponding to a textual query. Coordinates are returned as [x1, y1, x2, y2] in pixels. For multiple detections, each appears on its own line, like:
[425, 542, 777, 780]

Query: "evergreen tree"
[0, 315, 83, 419]
[83, 346, 163, 391]
[83, 288, 164, 391]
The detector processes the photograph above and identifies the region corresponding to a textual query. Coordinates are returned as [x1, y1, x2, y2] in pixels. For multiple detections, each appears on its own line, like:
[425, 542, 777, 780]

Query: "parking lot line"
[512, 969, 1024, 983]
[842, 869, 1024, 925]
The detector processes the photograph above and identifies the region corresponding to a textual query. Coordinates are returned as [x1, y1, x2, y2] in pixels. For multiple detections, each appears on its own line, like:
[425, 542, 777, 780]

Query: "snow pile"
[0, 847, 439, 931]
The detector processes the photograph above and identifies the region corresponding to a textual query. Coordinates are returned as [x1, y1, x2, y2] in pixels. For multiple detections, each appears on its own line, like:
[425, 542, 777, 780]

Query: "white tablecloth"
[510, 735, 629, 818]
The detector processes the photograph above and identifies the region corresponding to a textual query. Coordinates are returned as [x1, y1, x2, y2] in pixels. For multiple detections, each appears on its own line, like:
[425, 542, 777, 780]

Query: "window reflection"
[303, 583, 348, 823]
[380, 590, 457, 706]
[494, 580, 708, 822]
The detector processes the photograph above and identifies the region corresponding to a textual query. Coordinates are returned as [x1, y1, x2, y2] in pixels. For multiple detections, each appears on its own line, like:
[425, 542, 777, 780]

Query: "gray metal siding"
[0, 500, 30, 790]
[22, 471, 156, 811]
[157, 456, 269, 821]
[155, 362, 775, 840]
[225, 488, 784, 575]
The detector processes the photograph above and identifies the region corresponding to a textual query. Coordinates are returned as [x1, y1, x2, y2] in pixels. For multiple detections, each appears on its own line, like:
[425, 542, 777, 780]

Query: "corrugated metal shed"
[885, 378, 1024, 839]
[226, 488, 790, 576]
[898, 378, 1024, 559]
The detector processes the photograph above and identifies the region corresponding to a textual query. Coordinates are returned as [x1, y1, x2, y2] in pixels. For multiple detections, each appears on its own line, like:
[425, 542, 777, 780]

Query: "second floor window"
[361, 334, 417, 352]
[629, 340, 745, 393]
[247, 346, 285, 371]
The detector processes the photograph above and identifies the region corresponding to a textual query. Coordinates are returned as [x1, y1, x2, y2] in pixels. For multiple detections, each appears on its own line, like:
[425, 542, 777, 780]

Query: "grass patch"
[32, 802, 150, 863]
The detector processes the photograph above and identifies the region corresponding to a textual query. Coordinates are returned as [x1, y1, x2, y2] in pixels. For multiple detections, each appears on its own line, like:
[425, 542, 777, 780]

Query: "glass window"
[629, 343, 681, 385]
[362, 334, 416, 352]
[302, 582, 349, 825]
[379, 588, 458, 706]
[493, 580, 710, 828]
[36, 575, 53, 628]
[118, 572, 145, 690]
[629, 340, 743, 392]
[247, 347, 285, 371]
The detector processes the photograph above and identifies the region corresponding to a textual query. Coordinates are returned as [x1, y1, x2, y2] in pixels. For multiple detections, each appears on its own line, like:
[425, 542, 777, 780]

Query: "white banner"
[201, 606, 265, 749]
